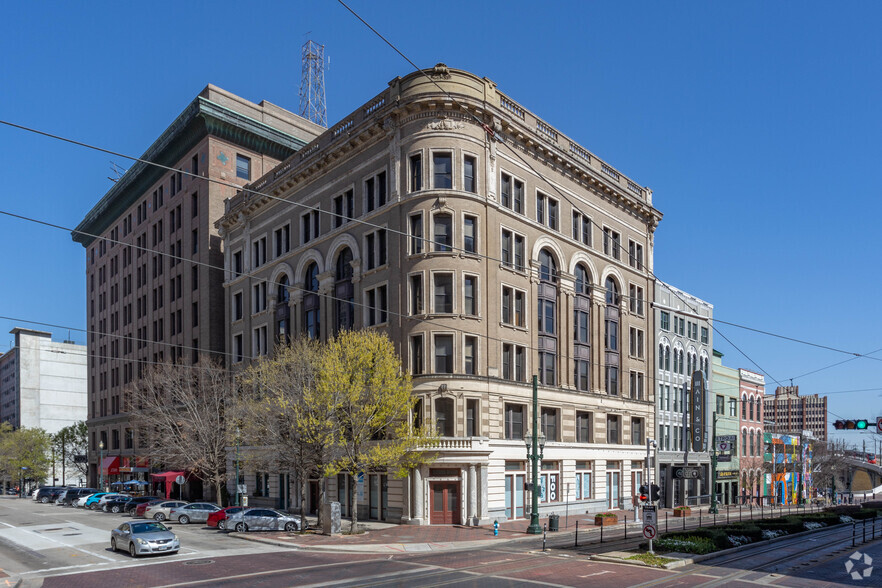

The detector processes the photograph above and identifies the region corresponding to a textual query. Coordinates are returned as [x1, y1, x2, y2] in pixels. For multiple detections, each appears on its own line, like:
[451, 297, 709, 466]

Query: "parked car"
[97, 493, 130, 511]
[225, 508, 305, 533]
[6, 487, 19, 495]
[207, 506, 246, 530]
[143, 500, 188, 522]
[33, 486, 59, 501]
[110, 521, 180, 557]
[75, 494, 97, 508]
[104, 496, 134, 513]
[168, 502, 221, 525]
[133, 499, 166, 518]
[57, 488, 98, 506]
[82, 492, 114, 509]
[125, 496, 161, 515]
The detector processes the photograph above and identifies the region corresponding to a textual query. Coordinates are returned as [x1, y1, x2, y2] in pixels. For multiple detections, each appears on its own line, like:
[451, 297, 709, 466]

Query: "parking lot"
[0, 495, 291, 584]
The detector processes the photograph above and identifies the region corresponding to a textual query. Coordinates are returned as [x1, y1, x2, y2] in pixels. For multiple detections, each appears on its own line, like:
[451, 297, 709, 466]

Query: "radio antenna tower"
[300, 39, 327, 127]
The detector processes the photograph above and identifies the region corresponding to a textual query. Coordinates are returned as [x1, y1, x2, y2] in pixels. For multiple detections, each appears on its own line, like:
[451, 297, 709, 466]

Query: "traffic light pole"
[709, 411, 718, 514]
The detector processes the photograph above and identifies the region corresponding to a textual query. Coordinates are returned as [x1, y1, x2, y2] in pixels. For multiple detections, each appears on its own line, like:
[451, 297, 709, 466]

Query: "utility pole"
[709, 411, 719, 514]
[526, 375, 543, 535]
[682, 381, 689, 507]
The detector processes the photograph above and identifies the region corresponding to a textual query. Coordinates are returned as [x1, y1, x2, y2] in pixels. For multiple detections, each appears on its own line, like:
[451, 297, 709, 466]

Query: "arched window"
[757, 397, 763, 422]
[749, 430, 754, 456]
[741, 395, 747, 419]
[302, 263, 320, 339]
[665, 346, 670, 371]
[276, 273, 291, 345]
[749, 397, 755, 421]
[334, 248, 354, 332]
[658, 344, 665, 372]
[277, 274, 290, 303]
[604, 276, 620, 395]
[537, 249, 557, 385]
[573, 264, 591, 391]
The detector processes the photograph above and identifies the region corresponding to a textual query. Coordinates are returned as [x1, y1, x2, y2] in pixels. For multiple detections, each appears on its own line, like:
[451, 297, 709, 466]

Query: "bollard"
[624, 519, 627, 540]
[543, 523, 547, 552]
[600, 520, 604, 543]
[683, 511, 686, 531]
[727, 506, 730, 524]
[494, 520, 498, 537]
[853, 522, 856, 547]
[575, 520, 579, 547]
[665, 511, 669, 533]
[739, 504, 742, 522]
[863, 518, 867, 543]
[713, 510, 716, 527]
[699, 510, 702, 528]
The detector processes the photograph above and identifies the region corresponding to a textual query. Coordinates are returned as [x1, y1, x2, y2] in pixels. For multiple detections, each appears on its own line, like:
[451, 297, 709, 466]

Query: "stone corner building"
[218, 65, 663, 525]
[72, 85, 322, 490]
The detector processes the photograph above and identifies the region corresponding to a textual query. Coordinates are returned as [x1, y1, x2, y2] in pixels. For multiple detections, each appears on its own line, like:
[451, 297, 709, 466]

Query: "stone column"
[413, 466, 424, 524]
[478, 465, 488, 521]
[468, 464, 478, 525]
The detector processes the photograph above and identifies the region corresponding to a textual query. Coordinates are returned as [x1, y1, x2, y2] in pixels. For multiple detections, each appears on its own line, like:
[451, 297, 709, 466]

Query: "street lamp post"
[235, 425, 241, 507]
[19, 467, 28, 498]
[98, 440, 105, 491]
[525, 375, 546, 535]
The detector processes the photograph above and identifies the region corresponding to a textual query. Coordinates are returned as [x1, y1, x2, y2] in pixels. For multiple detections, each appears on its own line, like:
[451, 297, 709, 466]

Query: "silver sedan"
[226, 508, 305, 532]
[168, 502, 221, 525]
[110, 521, 180, 557]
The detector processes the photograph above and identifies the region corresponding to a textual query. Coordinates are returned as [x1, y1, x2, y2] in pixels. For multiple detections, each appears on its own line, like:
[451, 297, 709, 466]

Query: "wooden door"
[429, 482, 460, 525]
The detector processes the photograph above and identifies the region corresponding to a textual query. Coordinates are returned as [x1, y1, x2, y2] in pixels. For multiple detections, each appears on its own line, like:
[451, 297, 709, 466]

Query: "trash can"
[548, 513, 559, 532]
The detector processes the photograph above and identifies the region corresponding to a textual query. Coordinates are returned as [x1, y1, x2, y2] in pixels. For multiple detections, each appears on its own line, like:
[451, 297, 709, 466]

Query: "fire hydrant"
[494, 520, 499, 536]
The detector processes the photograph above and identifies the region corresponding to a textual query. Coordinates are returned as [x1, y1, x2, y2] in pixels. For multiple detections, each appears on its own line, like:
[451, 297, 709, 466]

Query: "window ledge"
[498, 264, 528, 277]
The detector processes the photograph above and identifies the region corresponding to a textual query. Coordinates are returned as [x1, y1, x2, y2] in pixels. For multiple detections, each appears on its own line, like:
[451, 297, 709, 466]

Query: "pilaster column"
[413, 466, 424, 523]
[468, 464, 477, 525]
[478, 465, 488, 520]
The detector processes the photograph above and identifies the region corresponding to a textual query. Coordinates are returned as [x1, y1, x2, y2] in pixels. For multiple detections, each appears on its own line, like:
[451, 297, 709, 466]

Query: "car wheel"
[178, 515, 189, 525]
[218, 520, 226, 530]
[40, 496, 49, 504]
[129, 542, 137, 557]
[235, 522, 246, 533]
[153, 513, 166, 521]
[284, 521, 297, 532]
[111, 505, 121, 513]
[111, 538, 117, 552]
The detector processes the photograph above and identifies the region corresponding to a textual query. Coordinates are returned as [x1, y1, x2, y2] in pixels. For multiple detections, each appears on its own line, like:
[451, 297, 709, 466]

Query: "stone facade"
[217, 65, 662, 524]
[711, 349, 741, 504]
[739, 368, 765, 502]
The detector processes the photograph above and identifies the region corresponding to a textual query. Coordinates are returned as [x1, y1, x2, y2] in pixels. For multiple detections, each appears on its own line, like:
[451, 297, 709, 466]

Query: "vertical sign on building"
[690, 371, 706, 451]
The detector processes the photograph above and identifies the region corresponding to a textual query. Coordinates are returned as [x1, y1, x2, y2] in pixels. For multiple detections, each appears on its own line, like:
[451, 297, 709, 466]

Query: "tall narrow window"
[463, 275, 477, 316]
[463, 215, 477, 253]
[410, 213, 423, 254]
[409, 154, 422, 192]
[433, 214, 452, 252]
[410, 335, 424, 375]
[604, 277, 620, 395]
[435, 398, 455, 436]
[236, 155, 251, 180]
[537, 250, 558, 386]
[409, 274, 423, 315]
[464, 336, 477, 375]
[466, 399, 479, 436]
[463, 155, 476, 193]
[434, 334, 454, 373]
[334, 248, 355, 332]
[433, 152, 452, 189]
[434, 273, 453, 313]
[302, 263, 320, 339]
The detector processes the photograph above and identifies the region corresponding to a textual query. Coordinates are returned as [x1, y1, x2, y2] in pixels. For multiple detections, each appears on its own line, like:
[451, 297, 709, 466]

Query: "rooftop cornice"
[219, 66, 663, 231]
[72, 96, 308, 247]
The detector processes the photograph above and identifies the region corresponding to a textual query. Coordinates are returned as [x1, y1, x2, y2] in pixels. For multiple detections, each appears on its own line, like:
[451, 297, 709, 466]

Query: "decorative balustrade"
[332, 118, 354, 137]
[601, 163, 621, 181]
[536, 120, 559, 142]
[627, 180, 644, 197]
[569, 142, 591, 163]
[500, 95, 525, 119]
[364, 96, 386, 117]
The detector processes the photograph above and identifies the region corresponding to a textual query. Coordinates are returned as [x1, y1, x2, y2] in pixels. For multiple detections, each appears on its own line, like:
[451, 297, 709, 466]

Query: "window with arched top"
[334, 248, 354, 332]
[536, 249, 558, 386]
[277, 274, 290, 303]
[604, 276, 620, 395]
[757, 398, 763, 421]
[302, 263, 320, 339]
[276, 274, 291, 345]
[573, 264, 591, 391]
[749, 397, 755, 421]
[741, 395, 747, 420]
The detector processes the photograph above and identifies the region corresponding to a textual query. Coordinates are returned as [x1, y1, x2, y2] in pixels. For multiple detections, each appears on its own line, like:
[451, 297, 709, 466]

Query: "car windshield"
[131, 522, 168, 534]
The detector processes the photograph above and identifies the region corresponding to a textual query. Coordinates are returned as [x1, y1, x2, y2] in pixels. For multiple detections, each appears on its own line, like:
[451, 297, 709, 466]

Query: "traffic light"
[638, 485, 648, 503]
[834, 419, 869, 430]
[650, 484, 660, 501]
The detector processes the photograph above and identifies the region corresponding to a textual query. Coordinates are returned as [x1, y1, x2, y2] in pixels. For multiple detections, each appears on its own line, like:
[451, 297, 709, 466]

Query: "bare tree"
[129, 358, 231, 504]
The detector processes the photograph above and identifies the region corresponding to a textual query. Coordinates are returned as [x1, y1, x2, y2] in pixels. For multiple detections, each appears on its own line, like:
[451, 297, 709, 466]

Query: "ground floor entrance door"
[429, 481, 460, 525]
[505, 474, 525, 519]
[606, 471, 620, 509]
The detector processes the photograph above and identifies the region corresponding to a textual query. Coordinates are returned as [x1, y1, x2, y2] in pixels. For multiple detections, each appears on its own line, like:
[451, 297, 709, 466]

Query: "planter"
[594, 514, 618, 526]
[673, 508, 691, 518]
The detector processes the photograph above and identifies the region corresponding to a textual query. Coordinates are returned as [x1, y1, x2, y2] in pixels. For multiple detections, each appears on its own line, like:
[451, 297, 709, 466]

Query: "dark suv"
[57, 488, 98, 506]
[35, 487, 66, 503]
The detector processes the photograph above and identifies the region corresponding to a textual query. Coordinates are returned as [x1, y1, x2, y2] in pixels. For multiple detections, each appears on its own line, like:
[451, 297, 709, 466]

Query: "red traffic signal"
[638, 485, 648, 503]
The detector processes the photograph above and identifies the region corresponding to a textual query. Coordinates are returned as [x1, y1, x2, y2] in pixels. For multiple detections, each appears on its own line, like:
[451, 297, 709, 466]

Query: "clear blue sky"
[1, 1, 879, 447]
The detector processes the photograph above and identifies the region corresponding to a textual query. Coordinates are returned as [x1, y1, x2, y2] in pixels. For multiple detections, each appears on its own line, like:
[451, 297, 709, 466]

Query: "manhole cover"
[183, 559, 215, 566]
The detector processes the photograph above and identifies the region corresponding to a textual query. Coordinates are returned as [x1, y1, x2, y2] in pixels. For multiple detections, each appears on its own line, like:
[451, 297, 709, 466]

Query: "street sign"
[717, 454, 732, 463]
[175, 475, 186, 485]
[877, 417, 882, 434]
[644, 504, 657, 538]
[673, 466, 702, 479]
[716, 435, 736, 452]
[237, 484, 247, 494]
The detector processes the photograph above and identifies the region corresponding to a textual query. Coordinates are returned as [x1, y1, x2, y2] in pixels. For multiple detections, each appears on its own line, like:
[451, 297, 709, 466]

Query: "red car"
[207, 506, 246, 530]
[133, 499, 165, 518]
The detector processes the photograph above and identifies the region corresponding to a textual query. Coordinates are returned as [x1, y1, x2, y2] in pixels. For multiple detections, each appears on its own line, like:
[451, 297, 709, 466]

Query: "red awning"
[101, 456, 120, 476]
[150, 471, 188, 499]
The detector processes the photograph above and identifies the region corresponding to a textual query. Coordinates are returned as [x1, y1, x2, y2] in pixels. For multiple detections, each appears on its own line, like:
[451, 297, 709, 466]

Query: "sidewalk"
[229, 512, 633, 553]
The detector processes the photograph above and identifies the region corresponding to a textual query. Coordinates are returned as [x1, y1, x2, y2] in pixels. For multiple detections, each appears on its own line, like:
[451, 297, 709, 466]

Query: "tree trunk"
[350, 476, 359, 534]
[318, 477, 327, 530]
[299, 466, 308, 532]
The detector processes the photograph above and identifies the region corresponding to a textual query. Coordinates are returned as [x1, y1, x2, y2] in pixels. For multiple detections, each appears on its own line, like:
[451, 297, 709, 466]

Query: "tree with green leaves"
[52, 421, 89, 484]
[317, 330, 437, 532]
[0, 424, 52, 491]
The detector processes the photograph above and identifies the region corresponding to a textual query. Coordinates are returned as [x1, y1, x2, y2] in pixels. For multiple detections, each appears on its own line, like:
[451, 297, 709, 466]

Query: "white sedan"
[225, 508, 305, 532]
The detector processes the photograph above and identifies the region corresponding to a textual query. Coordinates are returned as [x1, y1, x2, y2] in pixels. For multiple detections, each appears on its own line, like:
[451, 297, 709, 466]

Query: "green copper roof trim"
[72, 97, 307, 247]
